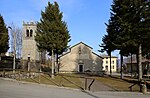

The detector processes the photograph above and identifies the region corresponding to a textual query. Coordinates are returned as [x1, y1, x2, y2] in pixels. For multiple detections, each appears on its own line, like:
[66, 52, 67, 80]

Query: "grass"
[25, 73, 140, 91]
[0, 71, 142, 91]
[96, 76, 140, 91]
[22, 73, 83, 89]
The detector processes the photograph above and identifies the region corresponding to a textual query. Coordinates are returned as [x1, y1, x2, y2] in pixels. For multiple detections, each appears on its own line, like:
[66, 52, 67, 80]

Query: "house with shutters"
[59, 42, 104, 75]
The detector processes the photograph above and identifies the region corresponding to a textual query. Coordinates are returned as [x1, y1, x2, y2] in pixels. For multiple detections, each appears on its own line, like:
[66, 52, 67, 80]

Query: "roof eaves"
[70, 42, 93, 49]
[92, 52, 104, 59]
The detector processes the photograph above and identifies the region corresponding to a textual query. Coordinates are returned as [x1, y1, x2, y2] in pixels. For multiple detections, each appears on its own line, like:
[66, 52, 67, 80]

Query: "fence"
[0, 68, 95, 91]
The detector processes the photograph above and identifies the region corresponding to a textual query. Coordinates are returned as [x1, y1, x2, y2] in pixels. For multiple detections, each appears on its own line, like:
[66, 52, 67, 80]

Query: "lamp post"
[8, 26, 16, 73]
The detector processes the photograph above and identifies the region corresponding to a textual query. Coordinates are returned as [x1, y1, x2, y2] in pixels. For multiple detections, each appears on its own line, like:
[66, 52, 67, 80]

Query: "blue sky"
[0, 0, 119, 56]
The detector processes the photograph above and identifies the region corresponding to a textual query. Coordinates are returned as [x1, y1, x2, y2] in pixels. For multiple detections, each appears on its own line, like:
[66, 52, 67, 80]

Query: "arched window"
[30, 29, 33, 37]
[26, 29, 29, 37]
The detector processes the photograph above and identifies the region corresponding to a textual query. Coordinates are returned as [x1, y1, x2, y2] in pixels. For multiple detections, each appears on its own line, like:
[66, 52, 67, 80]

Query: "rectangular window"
[106, 61, 108, 64]
[26, 30, 29, 37]
[112, 61, 114, 64]
[105, 65, 108, 71]
[112, 66, 114, 69]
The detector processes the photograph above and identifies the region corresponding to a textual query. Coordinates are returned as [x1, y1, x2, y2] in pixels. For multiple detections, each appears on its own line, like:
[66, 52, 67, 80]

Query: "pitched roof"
[126, 59, 150, 64]
[70, 42, 93, 49]
[101, 55, 117, 58]
[59, 42, 103, 59]
[92, 52, 104, 59]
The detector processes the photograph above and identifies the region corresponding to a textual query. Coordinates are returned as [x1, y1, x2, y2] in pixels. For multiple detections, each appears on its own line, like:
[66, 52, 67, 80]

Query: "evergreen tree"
[141, 0, 150, 59]
[100, 0, 150, 79]
[0, 14, 9, 56]
[35, 2, 71, 72]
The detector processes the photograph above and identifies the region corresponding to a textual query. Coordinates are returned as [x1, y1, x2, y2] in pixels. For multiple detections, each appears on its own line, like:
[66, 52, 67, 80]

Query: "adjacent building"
[126, 55, 150, 75]
[101, 55, 117, 72]
[59, 42, 104, 74]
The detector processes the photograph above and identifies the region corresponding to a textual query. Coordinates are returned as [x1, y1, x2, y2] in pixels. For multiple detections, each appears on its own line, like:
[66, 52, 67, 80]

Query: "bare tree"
[9, 23, 22, 58]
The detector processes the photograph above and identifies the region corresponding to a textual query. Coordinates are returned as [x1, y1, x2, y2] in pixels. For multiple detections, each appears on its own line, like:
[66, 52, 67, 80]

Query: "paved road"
[0, 78, 150, 98]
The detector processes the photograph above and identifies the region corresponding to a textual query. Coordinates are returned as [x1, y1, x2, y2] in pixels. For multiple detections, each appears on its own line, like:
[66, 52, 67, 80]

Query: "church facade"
[59, 42, 104, 75]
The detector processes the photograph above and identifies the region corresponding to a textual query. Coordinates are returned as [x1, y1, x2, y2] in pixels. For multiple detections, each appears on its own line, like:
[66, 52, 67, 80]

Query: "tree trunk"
[51, 49, 54, 79]
[56, 51, 59, 73]
[120, 54, 123, 79]
[40, 52, 42, 72]
[148, 62, 150, 74]
[110, 52, 112, 76]
[138, 44, 142, 81]
[136, 53, 139, 78]
[131, 53, 133, 77]
[0, 54, 1, 61]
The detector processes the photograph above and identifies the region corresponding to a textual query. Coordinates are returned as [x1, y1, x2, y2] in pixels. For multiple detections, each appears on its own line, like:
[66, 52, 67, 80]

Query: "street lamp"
[8, 26, 16, 73]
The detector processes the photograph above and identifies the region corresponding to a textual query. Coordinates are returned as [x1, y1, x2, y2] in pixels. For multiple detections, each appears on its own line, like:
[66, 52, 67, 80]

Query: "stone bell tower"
[22, 21, 40, 65]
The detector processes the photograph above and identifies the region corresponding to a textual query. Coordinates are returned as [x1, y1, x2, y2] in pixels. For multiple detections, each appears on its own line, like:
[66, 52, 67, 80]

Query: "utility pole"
[8, 26, 16, 73]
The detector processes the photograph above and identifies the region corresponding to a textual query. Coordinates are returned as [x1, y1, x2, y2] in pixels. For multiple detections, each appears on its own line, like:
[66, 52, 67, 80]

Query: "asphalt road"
[0, 78, 150, 98]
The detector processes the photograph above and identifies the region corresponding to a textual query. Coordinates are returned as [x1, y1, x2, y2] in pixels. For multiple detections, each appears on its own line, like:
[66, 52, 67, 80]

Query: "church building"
[59, 42, 104, 75]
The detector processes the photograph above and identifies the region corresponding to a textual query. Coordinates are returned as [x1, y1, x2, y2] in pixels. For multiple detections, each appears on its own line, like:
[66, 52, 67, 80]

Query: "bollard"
[140, 84, 147, 94]
[3, 70, 5, 78]
[85, 78, 87, 90]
